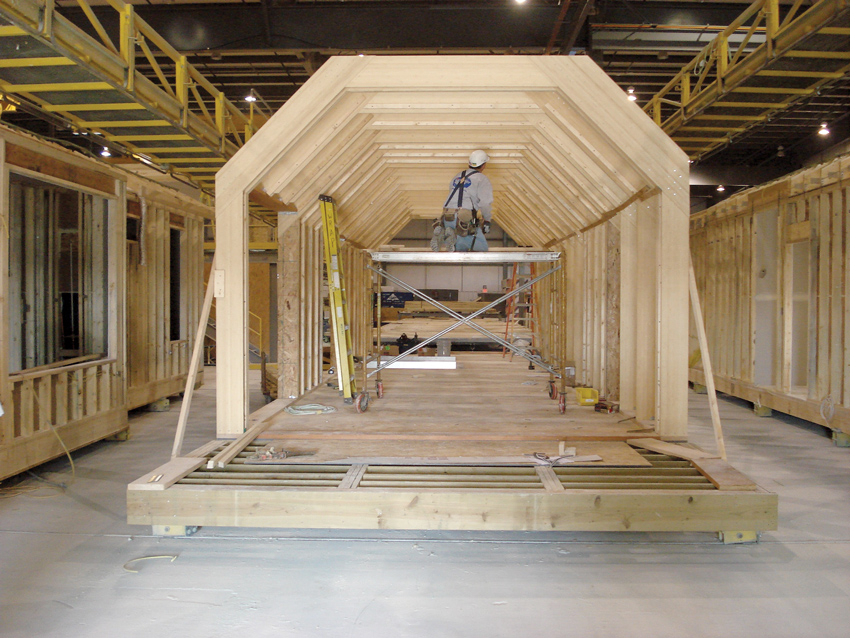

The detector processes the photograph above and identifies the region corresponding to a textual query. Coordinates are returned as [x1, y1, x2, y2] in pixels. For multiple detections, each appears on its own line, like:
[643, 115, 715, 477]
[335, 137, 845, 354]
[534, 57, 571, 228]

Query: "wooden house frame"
[0, 125, 209, 481]
[213, 55, 691, 438]
[128, 56, 776, 536]
[690, 154, 850, 443]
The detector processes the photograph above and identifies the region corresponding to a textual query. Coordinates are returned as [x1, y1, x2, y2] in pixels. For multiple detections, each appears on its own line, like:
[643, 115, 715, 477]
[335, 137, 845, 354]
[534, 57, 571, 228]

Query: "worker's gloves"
[482, 221, 491, 235]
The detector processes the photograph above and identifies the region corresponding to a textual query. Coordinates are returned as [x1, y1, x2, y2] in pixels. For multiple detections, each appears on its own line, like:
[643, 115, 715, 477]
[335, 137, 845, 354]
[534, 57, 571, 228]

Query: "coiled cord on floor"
[284, 403, 337, 416]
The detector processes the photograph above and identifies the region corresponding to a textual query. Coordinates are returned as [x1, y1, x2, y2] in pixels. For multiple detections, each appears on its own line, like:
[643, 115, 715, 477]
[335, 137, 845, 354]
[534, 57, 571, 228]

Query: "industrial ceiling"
[0, 0, 847, 206]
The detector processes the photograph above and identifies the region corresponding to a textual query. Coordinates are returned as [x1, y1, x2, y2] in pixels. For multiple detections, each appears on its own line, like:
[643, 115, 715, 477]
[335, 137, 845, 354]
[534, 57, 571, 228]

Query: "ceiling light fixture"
[515, 0, 527, 4]
[818, 122, 830, 136]
[244, 89, 258, 103]
[627, 86, 637, 101]
[100, 147, 111, 158]
[777, 145, 785, 158]
[716, 185, 725, 193]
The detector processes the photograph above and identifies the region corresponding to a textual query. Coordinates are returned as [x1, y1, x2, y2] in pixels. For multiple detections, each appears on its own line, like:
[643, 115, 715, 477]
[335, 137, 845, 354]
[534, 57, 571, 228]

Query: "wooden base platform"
[128, 354, 777, 535]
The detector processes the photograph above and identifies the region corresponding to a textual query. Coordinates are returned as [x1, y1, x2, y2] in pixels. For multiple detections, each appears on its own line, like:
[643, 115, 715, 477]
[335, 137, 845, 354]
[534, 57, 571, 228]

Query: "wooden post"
[689, 253, 727, 460]
[171, 255, 216, 458]
[278, 220, 301, 400]
[214, 190, 248, 437]
[656, 192, 690, 440]
[0, 139, 9, 444]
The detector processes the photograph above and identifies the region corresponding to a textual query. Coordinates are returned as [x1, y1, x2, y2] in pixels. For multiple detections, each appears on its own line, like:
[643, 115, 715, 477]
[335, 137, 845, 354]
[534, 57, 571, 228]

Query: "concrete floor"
[1, 368, 849, 637]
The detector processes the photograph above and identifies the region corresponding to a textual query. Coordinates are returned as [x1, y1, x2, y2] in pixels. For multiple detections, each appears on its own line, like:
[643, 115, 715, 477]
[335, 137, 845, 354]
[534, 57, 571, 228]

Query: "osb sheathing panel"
[214, 56, 690, 436]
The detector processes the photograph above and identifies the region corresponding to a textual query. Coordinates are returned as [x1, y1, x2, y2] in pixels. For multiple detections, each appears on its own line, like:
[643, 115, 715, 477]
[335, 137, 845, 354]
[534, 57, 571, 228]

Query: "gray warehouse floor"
[1, 368, 849, 637]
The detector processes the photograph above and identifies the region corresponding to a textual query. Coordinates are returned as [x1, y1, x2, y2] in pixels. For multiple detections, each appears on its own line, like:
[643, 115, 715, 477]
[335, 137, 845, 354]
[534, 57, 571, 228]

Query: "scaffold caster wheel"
[558, 393, 566, 414]
[355, 392, 370, 413]
[376, 381, 384, 399]
[548, 380, 558, 400]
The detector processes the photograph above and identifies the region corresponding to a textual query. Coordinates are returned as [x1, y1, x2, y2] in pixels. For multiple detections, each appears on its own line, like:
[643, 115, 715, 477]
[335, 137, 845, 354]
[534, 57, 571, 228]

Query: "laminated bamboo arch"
[214, 55, 690, 439]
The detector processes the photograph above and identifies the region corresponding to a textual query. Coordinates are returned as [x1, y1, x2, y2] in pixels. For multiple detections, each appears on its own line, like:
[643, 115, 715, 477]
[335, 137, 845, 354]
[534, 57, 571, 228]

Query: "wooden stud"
[689, 253, 727, 460]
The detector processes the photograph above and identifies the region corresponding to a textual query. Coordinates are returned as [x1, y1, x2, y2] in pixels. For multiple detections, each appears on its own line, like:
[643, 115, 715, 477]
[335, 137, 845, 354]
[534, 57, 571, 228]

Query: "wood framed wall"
[124, 176, 209, 410]
[0, 126, 211, 481]
[690, 154, 850, 437]
[0, 128, 126, 481]
[276, 216, 370, 403]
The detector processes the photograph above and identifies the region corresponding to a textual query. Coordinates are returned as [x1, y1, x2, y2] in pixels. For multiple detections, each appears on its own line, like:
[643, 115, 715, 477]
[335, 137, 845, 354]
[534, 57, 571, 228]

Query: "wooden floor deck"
[128, 354, 777, 536]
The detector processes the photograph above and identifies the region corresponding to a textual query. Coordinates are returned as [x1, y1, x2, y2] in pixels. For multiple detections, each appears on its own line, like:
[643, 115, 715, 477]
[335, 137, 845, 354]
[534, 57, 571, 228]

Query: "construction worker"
[432, 149, 493, 252]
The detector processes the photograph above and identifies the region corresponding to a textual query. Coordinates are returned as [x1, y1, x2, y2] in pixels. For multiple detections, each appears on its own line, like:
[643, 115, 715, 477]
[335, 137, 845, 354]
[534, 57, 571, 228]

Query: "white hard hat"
[469, 150, 490, 168]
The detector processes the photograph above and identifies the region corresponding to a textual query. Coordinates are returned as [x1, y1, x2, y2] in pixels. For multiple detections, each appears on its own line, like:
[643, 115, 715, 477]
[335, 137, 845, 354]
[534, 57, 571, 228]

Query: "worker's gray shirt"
[445, 169, 493, 222]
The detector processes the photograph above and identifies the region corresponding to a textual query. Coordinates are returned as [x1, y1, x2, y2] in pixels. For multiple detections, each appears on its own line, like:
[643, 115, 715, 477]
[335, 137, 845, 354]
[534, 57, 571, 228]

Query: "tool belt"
[442, 207, 477, 237]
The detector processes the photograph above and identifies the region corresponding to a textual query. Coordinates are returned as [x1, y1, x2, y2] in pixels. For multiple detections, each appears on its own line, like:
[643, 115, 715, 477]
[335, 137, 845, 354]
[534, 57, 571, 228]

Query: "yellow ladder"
[319, 195, 358, 405]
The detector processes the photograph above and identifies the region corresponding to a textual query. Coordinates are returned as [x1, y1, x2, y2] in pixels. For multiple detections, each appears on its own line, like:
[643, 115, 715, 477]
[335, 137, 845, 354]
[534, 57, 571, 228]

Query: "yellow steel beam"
[107, 134, 193, 141]
[818, 27, 850, 35]
[672, 137, 728, 142]
[44, 103, 146, 111]
[730, 86, 814, 94]
[75, 0, 118, 54]
[679, 126, 746, 132]
[84, 120, 171, 127]
[692, 114, 766, 121]
[154, 157, 226, 163]
[644, 0, 850, 157]
[0, 57, 75, 67]
[757, 69, 845, 78]
[783, 50, 850, 59]
[130, 147, 209, 153]
[0, 0, 245, 157]
[710, 101, 791, 108]
[0, 81, 112, 92]
[0, 26, 26, 36]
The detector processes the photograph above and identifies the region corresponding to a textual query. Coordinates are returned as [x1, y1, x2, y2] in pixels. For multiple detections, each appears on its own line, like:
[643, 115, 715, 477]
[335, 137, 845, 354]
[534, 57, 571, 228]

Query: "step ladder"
[503, 262, 537, 358]
[319, 195, 358, 405]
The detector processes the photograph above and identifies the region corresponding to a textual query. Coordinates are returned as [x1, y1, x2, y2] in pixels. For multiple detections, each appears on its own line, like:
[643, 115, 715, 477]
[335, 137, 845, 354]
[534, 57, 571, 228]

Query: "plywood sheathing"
[215, 56, 690, 438]
[690, 154, 850, 435]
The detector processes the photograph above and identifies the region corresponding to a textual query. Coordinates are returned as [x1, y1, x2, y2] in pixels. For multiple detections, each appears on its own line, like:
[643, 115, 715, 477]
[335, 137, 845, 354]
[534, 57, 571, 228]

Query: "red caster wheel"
[558, 393, 566, 414]
[376, 381, 384, 399]
[548, 381, 558, 400]
[354, 392, 370, 413]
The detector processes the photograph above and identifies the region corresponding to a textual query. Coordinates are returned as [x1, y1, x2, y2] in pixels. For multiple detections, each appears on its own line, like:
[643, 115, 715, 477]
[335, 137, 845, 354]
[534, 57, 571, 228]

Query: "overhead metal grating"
[0, 0, 288, 218]
[644, 0, 850, 163]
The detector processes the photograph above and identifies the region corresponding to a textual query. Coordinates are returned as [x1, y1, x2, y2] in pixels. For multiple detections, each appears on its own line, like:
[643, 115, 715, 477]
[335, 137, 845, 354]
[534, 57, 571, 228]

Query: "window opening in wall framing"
[7, 173, 110, 373]
[169, 226, 184, 342]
